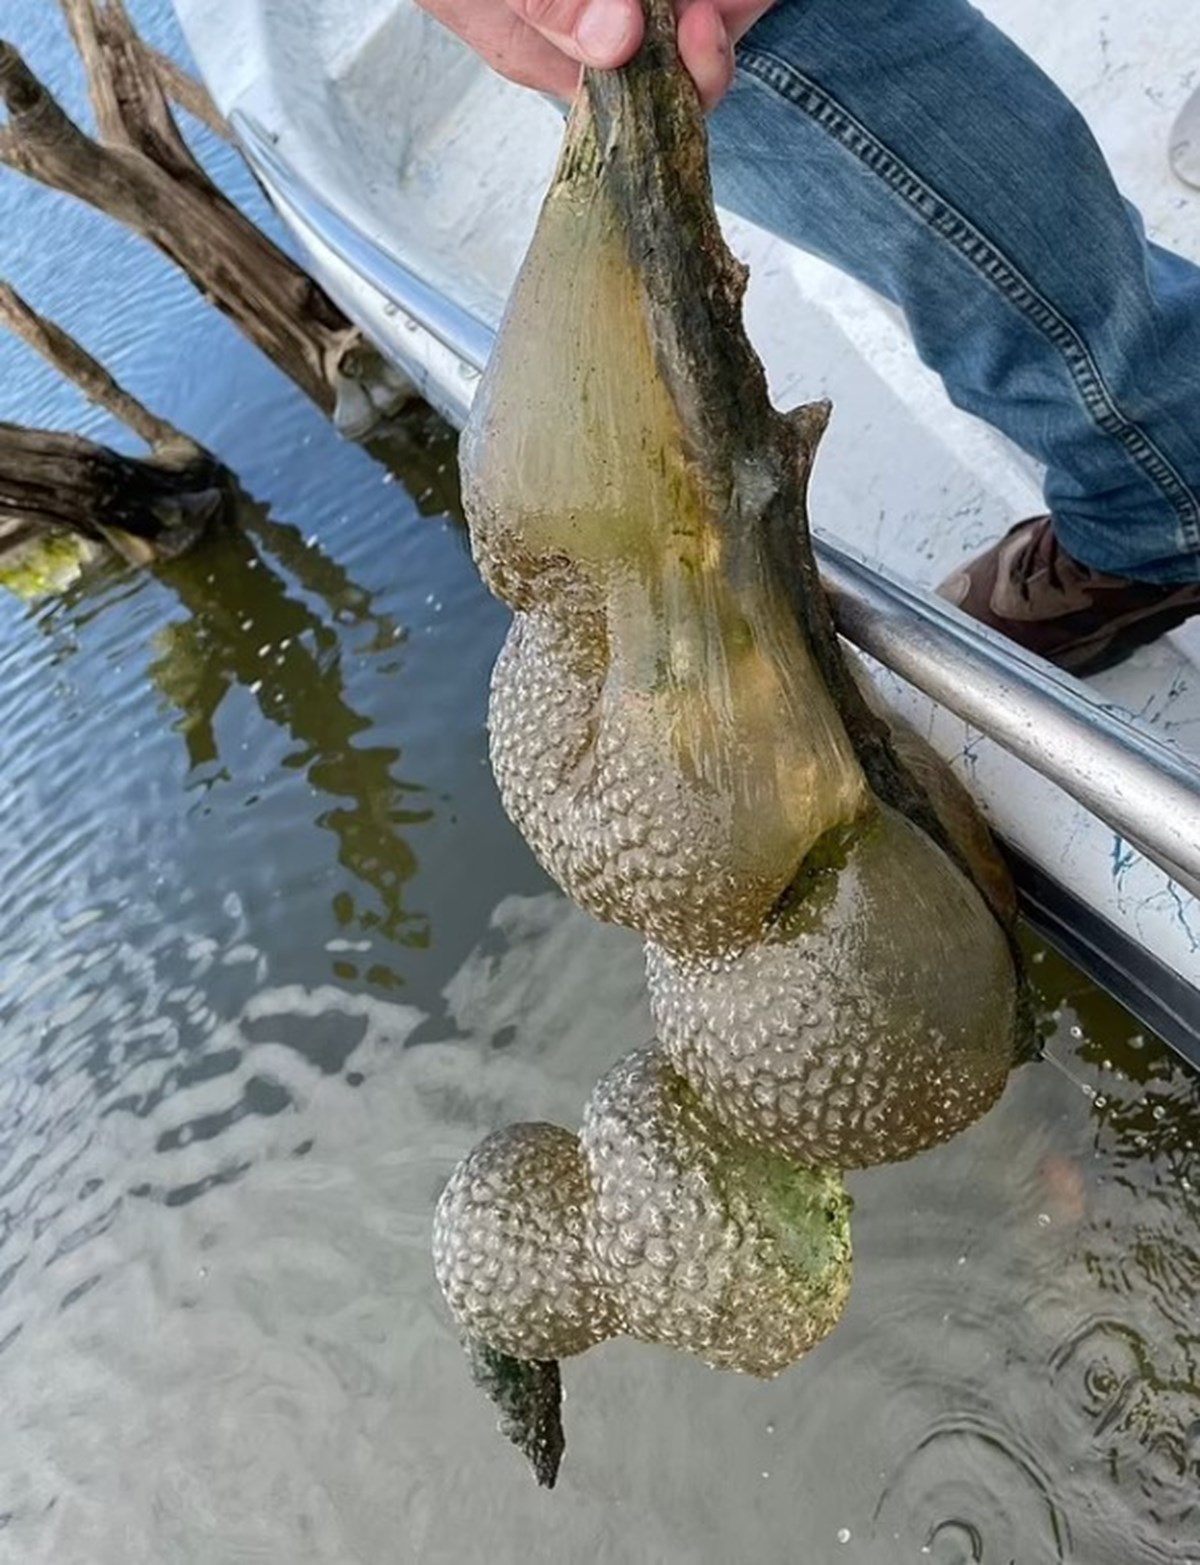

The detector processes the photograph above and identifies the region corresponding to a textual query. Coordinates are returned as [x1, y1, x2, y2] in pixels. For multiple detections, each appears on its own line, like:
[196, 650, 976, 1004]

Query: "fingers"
[505, 0, 645, 69]
[418, 0, 745, 109]
[491, 16, 583, 95]
[676, 0, 734, 109]
[713, 0, 778, 44]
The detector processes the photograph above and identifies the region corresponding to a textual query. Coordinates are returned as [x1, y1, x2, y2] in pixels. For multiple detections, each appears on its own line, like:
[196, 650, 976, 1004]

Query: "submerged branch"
[0, 423, 233, 563]
[0, 279, 197, 452]
[1, 27, 413, 431]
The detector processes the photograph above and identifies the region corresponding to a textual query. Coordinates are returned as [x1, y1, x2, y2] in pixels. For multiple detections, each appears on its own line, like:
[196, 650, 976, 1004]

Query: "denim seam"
[737, 47, 1200, 549]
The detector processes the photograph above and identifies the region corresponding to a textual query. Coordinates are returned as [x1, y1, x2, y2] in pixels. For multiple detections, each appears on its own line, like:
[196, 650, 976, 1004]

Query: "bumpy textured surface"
[467, 102, 866, 961]
[433, 1122, 616, 1360]
[432, 1054, 853, 1376]
[488, 583, 868, 957]
[582, 1049, 852, 1375]
[437, 60, 1020, 1400]
[646, 806, 1016, 1168]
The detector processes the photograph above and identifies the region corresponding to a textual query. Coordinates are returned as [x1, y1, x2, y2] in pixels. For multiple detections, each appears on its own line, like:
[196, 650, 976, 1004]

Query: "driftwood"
[140, 39, 231, 143]
[0, 278, 188, 450]
[0, 424, 229, 564]
[0, 281, 233, 568]
[0, 0, 412, 435]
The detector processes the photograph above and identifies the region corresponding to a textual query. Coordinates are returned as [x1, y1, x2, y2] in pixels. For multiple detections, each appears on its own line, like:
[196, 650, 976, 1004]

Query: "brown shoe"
[937, 517, 1200, 675]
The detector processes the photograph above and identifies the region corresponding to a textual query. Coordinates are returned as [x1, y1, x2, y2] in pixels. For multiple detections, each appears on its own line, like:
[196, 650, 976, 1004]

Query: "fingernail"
[575, 0, 632, 64]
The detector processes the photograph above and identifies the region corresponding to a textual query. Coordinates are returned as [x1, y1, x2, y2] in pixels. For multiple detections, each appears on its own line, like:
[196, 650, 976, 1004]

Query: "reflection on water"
[0, 1, 1198, 1560]
[152, 499, 434, 966]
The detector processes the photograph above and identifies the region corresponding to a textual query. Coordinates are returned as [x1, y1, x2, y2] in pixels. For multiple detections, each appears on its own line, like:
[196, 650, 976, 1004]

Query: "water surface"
[1, 4, 1198, 1560]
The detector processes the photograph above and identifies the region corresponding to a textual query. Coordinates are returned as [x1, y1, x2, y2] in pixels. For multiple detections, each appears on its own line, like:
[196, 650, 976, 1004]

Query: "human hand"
[414, 0, 775, 110]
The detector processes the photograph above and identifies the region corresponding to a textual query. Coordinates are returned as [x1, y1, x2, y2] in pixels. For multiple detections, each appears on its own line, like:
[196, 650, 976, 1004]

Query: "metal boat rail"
[819, 547, 1200, 903]
[235, 112, 1200, 1056]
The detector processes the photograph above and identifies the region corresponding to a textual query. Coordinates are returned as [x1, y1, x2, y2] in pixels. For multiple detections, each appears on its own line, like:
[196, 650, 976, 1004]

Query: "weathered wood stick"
[0, 278, 196, 452]
[0, 283, 233, 564]
[60, 0, 232, 146]
[143, 42, 230, 143]
[0, 20, 410, 431]
[0, 423, 231, 563]
[59, 0, 222, 180]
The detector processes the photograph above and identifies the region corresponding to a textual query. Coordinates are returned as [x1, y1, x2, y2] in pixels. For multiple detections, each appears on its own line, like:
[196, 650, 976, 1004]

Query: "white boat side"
[175, 0, 1200, 1055]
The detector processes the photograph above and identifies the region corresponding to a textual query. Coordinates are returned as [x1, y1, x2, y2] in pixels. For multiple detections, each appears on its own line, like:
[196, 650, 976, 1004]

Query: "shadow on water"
[24, 402, 485, 997]
[0, 403, 508, 1405]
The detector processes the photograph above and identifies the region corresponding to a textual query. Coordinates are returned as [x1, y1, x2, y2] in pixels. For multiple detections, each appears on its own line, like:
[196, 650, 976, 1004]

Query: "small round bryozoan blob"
[433, 1122, 617, 1360]
[582, 1049, 852, 1376]
[647, 805, 1017, 1169]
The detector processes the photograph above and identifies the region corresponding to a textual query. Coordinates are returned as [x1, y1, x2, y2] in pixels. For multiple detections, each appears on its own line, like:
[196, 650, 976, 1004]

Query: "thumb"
[504, 0, 644, 68]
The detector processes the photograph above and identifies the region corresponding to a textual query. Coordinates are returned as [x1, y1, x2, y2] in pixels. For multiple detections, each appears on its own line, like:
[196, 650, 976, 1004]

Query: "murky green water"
[1, 4, 1198, 1561]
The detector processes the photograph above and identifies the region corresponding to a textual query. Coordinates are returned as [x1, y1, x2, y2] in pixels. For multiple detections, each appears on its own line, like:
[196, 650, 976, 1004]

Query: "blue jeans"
[709, 0, 1200, 583]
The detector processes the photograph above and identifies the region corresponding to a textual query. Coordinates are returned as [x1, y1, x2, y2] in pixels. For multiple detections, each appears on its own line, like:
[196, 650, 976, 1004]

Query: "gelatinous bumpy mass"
[433, 1050, 852, 1376]
[437, 86, 1018, 1382]
[486, 578, 866, 958]
[647, 805, 1017, 1169]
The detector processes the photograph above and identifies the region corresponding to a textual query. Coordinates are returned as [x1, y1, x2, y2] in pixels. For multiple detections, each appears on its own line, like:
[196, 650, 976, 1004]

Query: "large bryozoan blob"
[433, 0, 1020, 1483]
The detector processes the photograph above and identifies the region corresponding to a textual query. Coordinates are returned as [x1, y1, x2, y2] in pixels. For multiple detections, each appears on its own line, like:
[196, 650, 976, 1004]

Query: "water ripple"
[872, 1411, 1071, 1562]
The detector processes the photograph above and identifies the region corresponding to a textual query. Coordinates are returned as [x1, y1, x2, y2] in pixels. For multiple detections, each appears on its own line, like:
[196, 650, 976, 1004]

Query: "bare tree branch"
[0, 39, 117, 189]
[58, 0, 207, 181]
[144, 42, 230, 142]
[0, 38, 348, 413]
[0, 420, 231, 562]
[0, 279, 197, 451]
[1, 16, 413, 434]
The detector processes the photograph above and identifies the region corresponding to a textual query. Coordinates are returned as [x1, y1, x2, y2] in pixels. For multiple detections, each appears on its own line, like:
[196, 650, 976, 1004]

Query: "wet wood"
[0, 423, 231, 564]
[0, 282, 233, 564]
[0, 2, 411, 433]
[0, 279, 193, 451]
